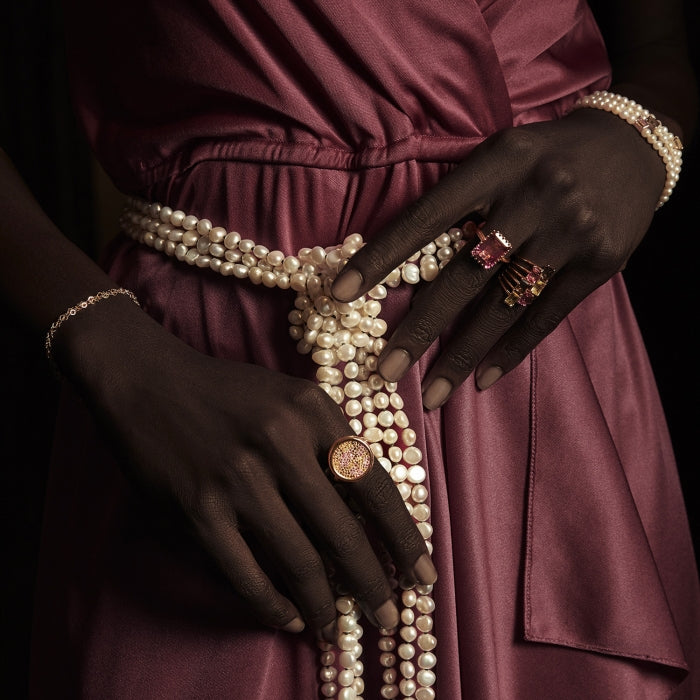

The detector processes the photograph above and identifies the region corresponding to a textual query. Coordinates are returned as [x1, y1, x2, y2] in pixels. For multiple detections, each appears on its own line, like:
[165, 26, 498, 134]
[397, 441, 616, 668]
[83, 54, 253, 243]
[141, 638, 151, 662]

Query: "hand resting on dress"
[52, 296, 436, 640]
[332, 107, 671, 408]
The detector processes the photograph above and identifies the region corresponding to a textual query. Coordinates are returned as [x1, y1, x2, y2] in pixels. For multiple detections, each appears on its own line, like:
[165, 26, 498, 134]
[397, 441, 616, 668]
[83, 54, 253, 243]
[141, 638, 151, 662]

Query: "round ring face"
[328, 436, 374, 482]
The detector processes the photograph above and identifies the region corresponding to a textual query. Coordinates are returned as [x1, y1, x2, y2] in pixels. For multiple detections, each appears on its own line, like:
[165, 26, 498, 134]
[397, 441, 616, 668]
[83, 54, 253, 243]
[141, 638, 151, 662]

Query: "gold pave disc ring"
[328, 436, 374, 482]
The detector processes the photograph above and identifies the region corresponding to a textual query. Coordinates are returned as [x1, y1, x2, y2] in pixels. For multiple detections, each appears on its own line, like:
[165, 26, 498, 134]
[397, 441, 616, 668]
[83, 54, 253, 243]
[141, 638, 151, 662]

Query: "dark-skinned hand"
[55, 297, 437, 641]
[331, 107, 669, 408]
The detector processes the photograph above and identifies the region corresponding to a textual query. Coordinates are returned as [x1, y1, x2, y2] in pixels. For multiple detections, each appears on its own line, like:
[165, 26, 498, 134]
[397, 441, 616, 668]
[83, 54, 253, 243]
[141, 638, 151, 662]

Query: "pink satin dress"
[31, 0, 700, 697]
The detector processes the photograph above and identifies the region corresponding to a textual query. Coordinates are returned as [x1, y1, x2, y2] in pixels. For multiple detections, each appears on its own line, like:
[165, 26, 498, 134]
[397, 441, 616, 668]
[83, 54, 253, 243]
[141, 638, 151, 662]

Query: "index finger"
[331, 159, 484, 302]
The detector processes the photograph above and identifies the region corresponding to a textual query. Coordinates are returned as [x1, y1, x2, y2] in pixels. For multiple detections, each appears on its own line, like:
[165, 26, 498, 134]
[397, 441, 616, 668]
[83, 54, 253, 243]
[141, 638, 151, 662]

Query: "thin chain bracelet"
[45, 288, 140, 371]
[572, 90, 683, 210]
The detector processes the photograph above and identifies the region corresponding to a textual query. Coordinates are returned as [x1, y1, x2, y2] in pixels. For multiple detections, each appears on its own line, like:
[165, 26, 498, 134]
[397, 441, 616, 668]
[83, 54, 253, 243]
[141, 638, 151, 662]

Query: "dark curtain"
[1, 1, 698, 697]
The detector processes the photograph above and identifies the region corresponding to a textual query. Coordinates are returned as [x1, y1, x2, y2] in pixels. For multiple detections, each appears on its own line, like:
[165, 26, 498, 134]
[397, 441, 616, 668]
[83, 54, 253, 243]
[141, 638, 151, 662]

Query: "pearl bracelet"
[572, 90, 683, 210]
[45, 288, 140, 368]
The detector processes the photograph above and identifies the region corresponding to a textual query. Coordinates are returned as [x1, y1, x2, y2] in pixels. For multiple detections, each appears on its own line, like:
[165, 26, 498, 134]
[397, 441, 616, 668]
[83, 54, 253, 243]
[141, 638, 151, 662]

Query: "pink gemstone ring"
[470, 228, 513, 269]
[328, 435, 374, 482]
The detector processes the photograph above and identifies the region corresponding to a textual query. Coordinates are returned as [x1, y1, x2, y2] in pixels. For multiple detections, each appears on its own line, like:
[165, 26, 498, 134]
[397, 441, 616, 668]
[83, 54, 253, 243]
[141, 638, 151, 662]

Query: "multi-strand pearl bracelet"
[120, 197, 457, 700]
[572, 90, 683, 210]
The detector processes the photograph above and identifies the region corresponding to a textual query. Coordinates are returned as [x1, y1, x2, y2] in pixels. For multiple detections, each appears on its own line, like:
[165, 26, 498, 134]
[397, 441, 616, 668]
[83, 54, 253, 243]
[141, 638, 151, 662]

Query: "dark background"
[2, 1, 698, 697]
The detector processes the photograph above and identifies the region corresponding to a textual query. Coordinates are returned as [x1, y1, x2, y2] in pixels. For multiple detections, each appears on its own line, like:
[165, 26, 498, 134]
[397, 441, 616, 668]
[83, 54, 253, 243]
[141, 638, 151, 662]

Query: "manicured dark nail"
[476, 365, 503, 391]
[281, 616, 305, 633]
[422, 377, 452, 410]
[379, 348, 411, 381]
[414, 553, 438, 585]
[373, 599, 400, 630]
[332, 269, 363, 301]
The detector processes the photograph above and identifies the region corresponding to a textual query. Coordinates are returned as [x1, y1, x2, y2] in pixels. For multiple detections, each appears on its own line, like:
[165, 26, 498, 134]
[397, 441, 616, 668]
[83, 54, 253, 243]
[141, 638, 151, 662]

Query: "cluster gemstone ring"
[499, 256, 555, 307]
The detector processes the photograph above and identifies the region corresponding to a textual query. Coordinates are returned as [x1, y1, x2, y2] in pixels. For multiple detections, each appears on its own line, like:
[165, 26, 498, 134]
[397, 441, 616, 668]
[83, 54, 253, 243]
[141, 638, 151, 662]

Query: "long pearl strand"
[120, 198, 467, 699]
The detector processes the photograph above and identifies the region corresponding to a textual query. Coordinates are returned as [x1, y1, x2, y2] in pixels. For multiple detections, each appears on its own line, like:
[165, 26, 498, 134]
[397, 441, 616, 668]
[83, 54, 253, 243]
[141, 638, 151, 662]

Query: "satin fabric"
[31, 0, 700, 697]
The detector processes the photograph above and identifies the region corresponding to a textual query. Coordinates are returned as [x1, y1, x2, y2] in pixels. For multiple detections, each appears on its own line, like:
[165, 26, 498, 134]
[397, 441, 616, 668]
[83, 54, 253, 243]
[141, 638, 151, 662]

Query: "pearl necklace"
[120, 198, 467, 699]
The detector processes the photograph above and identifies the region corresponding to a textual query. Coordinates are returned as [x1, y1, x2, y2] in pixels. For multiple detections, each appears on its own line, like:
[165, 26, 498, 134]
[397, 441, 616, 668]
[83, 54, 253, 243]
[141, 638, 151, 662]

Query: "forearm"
[0, 147, 122, 335]
[588, 0, 698, 141]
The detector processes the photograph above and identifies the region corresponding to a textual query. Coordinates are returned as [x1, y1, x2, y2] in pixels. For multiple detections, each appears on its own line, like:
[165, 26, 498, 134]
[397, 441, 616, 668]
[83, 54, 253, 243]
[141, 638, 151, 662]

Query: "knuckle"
[326, 516, 367, 561]
[236, 570, 276, 607]
[406, 316, 439, 347]
[306, 599, 337, 628]
[444, 344, 480, 374]
[361, 471, 403, 512]
[286, 548, 326, 585]
[533, 156, 577, 195]
[355, 574, 389, 606]
[402, 194, 446, 236]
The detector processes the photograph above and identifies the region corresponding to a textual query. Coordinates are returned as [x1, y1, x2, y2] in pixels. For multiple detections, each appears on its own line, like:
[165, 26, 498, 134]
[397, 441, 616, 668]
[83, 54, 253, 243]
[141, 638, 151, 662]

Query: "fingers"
[284, 446, 436, 632]
[194, 509, 308, 634]
[331, 160, 487, 303]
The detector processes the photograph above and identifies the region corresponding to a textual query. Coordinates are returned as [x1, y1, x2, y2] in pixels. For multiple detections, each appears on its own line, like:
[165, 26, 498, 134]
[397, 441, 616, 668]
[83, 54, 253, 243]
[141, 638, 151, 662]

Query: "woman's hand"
[57, 299, 436, 640]
[331, 107, 668, 408]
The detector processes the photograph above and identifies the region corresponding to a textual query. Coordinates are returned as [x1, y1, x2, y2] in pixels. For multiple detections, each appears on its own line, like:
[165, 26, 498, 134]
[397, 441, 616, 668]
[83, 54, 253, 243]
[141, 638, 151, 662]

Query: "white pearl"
[415, 615, 433, 632]
[418, 652, 436, 669]
[399, 678, 417, 696]
[379, 652, 396, 668]
[363, 413, 378, 428]
[416, 597, 435, 615]
[403, 446, 422, 465]
[338, 687, 357, 700]
[417, 522, 433, 539]
[349, 418, 362, 434]
[401, 608, 415, 625]
[399, 660, 416, 679]
[415, 687, 436, 700]
[363, 427, 384, 443]
[377, 410, 394, 427]
[408, 465, 426, 484]
[320, 682, 338, 697]
[312, 349, 336, 366]
[378, 636, 396, 651]
[401, 425, 415, 442]
[383, 428, 398, 445]
[401, 263, 420, 284]
[338, 669, 355, 686]
[398, 643, 415, 660]
[416, 669, 436, 687]
[412, 485, 428, 503]
[388, 446, 403, 463]
[417, 633, 437, 650]
[397, 482, 412, 501]
[320, 666, 338, 682]
[400, 626, 418, 642]
[380, 685, 399, 699]
[391, 465, 408, 483]
[373, 392, 390, 410]
[390, 393, 404, 409]
[383, 668, 398, 684]
[402, 590, 417, 607]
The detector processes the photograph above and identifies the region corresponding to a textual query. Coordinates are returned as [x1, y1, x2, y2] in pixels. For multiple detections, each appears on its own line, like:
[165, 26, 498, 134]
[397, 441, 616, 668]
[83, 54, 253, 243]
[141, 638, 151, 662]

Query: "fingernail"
[281, 616, 306, 633]
[319, 620, 337, 643]
[332, 269, 363, 301]
[414, 553, 438, 585]
[422, 377, 452, 410]
[373, 599, 400, 631]
[476, 365, 503, 391]
[379, 348, 411, 381]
